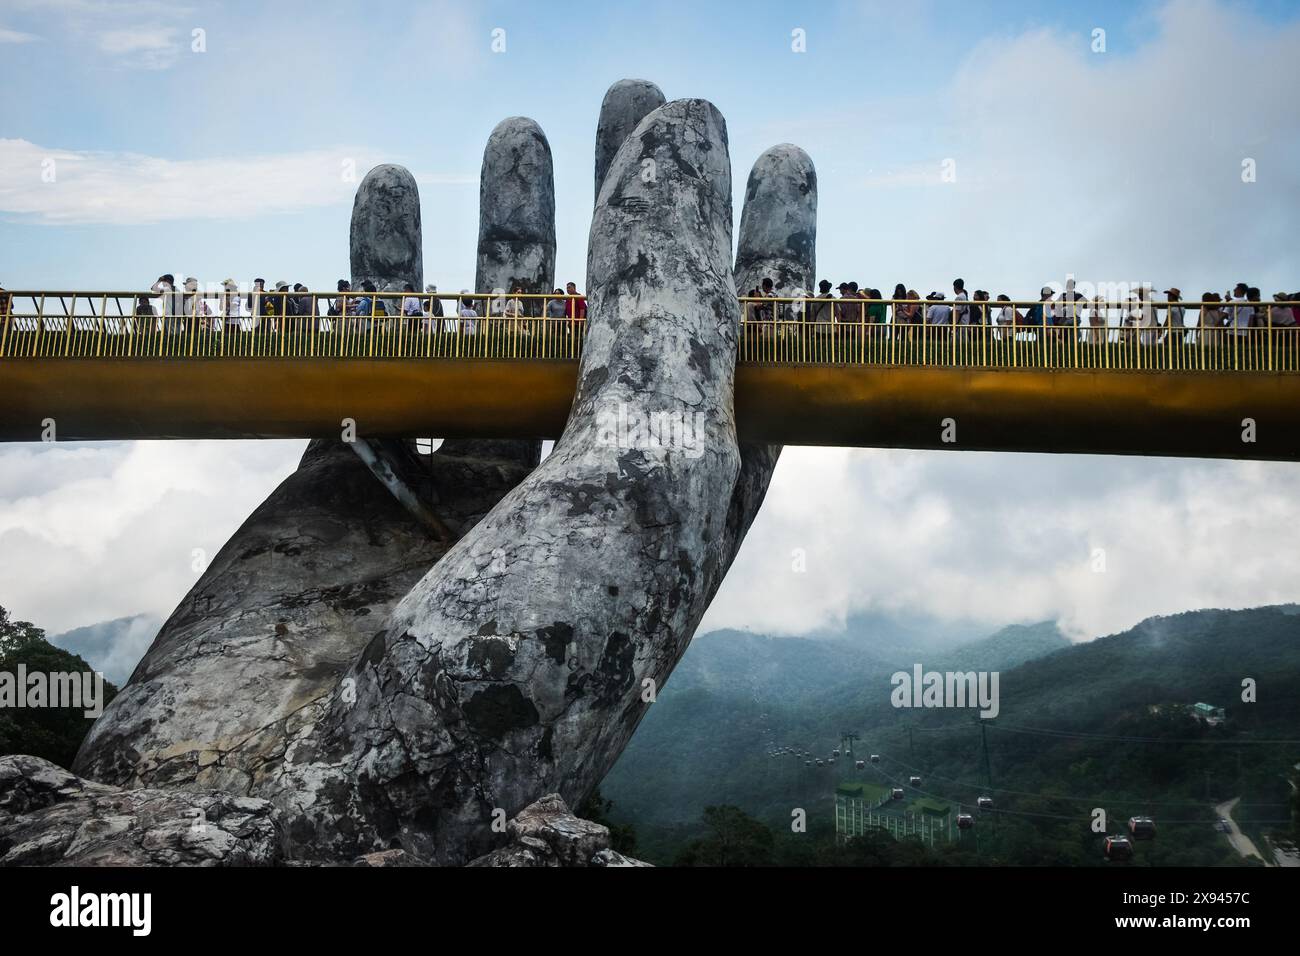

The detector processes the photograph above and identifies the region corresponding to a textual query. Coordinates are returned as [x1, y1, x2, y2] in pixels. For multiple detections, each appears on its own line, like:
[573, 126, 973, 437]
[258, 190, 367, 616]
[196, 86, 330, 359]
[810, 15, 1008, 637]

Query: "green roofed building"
[1191, 702, 1226, 725]
[835, 783, 956, 846]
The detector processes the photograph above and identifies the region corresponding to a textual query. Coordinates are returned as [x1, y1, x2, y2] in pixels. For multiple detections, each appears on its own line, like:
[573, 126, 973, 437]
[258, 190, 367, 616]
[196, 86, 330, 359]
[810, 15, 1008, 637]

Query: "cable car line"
[869, 750, 1285, 808]
[987, 722, 1300, 746]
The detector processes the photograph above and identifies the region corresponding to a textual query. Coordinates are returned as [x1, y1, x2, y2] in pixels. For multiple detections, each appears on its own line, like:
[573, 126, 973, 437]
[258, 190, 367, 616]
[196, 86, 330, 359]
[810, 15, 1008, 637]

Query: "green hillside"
[0, 606, 120, 770]
[604, 606, 1300, 866]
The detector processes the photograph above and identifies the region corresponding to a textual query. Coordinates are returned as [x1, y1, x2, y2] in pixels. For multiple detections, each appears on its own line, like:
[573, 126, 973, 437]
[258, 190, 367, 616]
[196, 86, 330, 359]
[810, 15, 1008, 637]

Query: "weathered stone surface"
[476, 117, 555, 304]
[270, 98, 746, 865]
[594, 78, 665, 202]
[59, 83, 816, 870]
[352, 848, 415, 867]
[508, 792, 609, 866]
[76, 152, 544, 797]
[591, 848, 651, 867]
[0, 756, 280, 866]
[74, 440, 538, 793]
[735, 144, 817, 303]
[467, 839, 554, 868]
[466, 794, 650, 867]
[350, 163, 422, 295]
[0, 754, 117, 814]
[724, 145, 817, 569]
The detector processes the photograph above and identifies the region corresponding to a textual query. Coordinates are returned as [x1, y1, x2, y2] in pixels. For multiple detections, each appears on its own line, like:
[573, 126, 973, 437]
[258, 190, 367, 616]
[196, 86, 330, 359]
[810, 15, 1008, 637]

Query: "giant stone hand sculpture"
[8, 81, 817, 867]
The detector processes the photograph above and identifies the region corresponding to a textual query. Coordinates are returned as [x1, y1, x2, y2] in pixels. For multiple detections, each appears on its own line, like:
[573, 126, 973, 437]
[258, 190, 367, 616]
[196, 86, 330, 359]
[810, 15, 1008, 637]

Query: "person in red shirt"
[564, 281, 587, 319]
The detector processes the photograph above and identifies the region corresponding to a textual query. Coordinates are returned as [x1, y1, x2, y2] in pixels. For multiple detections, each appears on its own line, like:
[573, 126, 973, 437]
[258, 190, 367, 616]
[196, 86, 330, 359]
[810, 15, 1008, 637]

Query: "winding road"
[1215, 797, 1269, 864]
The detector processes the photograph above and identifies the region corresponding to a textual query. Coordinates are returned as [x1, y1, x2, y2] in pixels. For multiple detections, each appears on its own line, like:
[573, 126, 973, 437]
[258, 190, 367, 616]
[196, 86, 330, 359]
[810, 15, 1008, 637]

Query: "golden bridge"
[2, 290, 1298, 461]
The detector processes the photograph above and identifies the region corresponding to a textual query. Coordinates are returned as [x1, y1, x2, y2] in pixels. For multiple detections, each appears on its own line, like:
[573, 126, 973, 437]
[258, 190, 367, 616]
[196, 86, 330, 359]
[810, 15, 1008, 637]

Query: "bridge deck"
[2, 294, 1298, 459]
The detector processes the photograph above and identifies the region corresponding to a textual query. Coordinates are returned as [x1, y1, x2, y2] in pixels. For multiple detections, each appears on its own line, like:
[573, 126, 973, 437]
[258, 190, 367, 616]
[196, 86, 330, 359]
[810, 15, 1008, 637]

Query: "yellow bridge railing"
[1, 291, 1298, 373]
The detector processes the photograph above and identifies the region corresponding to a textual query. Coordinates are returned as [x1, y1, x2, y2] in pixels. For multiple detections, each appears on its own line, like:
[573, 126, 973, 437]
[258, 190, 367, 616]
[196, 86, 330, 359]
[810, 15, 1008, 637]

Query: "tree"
[576, 786, 639, 857]
[0, 604, 118, 770]
[0, 606, 44, 655]
[674, 805, 775, 867]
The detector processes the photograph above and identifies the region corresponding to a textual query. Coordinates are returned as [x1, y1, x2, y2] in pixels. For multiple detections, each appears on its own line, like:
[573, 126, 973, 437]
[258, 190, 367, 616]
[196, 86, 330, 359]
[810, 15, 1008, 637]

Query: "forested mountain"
[0, 606, 120, 769]
[604, 606, 1300, 865]
[49, 614, 161, 686]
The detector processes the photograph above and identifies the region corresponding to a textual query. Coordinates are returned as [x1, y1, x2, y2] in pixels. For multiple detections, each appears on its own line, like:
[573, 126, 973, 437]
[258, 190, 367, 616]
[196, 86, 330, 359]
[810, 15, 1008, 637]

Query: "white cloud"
[0, 440, 304, 634]
[860, 163, 952, 189]
[808, 0, 1300, 299]
[7, 0, 193, 68]
[96, 26, 179, 68]
[0, 139, 397, 225]
[703, 447, 1300, 642]
[0, 27, 39, 43]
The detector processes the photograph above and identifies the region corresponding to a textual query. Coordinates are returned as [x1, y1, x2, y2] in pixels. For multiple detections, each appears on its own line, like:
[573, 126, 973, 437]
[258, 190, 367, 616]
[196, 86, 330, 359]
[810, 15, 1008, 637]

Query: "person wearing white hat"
[1134, 285, 1157, 346]
[147, 275, 176, 336]
[181, 277, 212, 329]
[924, 291, 951, 326]
[423, 284, 444, 320]
[268, 280, 292, 330]
[221, 279, 243, 334]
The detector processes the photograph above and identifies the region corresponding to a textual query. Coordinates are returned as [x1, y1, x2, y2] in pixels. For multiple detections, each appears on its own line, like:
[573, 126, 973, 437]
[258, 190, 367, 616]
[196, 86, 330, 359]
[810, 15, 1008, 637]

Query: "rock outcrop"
[0, 756, 279, 866]
[467, 794, 649, 867]
[0, 758, 641, 867]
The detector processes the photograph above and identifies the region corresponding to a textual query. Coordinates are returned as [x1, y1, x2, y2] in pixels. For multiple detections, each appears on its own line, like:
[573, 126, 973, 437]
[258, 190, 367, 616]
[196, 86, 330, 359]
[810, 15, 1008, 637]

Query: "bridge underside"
[1, 359, 1296, 460]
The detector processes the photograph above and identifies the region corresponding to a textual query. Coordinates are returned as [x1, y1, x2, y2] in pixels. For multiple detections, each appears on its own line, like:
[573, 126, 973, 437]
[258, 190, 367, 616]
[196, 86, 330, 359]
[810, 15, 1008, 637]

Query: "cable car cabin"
[956, 813, 974, 830]
[891, 788, 905, 800]
[1129, 816, 1156, 840]
[977, 796, 994, 810]
[909, 776, 922, 787]
[1104, 836, 1133, 861]
[855, 759, 866, 770]
[870, 754, 880, 763]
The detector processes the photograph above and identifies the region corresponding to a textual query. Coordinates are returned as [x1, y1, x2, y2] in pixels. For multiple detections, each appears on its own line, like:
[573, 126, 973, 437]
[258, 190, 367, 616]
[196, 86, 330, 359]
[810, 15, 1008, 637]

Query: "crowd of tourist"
[4, 276, 1298, 345]
[123, 276, 590, 333]
[741, 278, 1300, 340]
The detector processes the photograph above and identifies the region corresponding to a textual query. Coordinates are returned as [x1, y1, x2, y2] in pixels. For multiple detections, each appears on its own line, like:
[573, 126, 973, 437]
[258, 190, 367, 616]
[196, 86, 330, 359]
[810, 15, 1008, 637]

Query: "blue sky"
[3, 0, 1300, 647]
[3, 0, 1298, 297]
